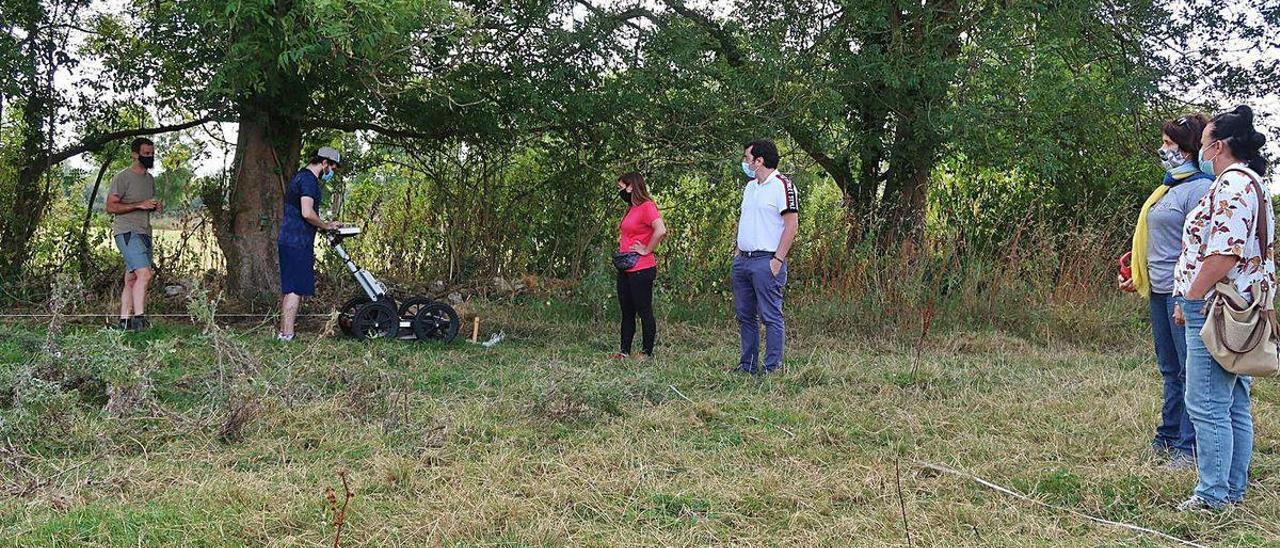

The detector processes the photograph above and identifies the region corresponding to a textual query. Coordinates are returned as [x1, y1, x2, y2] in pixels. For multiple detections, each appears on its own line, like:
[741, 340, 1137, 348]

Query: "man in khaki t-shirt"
[106, 137, 162, 331]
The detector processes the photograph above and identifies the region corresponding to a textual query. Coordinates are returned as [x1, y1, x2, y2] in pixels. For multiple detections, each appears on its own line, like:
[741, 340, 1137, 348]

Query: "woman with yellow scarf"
[1119, 114, 1214, 469]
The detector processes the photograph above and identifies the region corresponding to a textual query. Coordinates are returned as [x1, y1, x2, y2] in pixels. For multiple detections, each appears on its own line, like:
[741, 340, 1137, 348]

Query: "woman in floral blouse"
[1172, 105, 1272, 512]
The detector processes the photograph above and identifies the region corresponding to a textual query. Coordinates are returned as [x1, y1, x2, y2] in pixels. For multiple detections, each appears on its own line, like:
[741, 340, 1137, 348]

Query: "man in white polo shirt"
[732, 139, 799, 374]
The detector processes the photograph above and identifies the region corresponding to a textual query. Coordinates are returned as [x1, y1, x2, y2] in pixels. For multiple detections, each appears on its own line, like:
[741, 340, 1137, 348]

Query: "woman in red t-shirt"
[613, 172, 667, 359]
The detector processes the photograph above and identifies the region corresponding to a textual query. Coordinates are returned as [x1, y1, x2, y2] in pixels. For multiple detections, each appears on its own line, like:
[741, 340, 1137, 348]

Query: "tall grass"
[9, 166, 1147, 349]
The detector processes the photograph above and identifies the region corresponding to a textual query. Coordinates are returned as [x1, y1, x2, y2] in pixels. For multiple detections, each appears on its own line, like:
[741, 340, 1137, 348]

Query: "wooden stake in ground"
[471, 316, 480, 343]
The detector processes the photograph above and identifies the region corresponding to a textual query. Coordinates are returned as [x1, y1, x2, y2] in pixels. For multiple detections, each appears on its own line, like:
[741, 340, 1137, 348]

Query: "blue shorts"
[278, 243, 316, 296]
[114, 232, 153, 272]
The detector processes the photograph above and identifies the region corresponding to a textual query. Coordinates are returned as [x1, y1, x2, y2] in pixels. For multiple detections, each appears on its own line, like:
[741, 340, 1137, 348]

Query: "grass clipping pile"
[0, 282, 338, 446]
[3, 275, 172, 440]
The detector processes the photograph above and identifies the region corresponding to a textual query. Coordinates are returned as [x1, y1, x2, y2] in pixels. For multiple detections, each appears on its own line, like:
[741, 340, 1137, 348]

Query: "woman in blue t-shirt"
[1118, 115, 1213, 468]
[277, 147, 343, 341]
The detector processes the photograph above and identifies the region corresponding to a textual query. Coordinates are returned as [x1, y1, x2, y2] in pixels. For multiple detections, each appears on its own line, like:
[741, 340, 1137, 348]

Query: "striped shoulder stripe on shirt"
[778, 174, 799, 214]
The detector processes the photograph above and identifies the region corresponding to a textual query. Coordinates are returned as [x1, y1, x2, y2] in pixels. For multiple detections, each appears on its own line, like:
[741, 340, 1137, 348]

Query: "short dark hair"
[1161, 113, 1207, 157]
[744, 139, 779, 169]
[308, 155, 337, 167]
[1209, 105, 1269, 175]
[131, 137, 154, 153]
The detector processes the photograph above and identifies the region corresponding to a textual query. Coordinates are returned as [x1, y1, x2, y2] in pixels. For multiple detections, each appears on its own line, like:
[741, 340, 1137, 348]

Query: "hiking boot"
[127, 315, 150, 332]
[609, 352, 629, 359]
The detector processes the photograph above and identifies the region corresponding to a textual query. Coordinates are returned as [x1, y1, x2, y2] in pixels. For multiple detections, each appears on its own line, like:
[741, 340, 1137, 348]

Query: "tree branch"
[305, 120, 456, 142]
[574, 1, 657, 33]
[661, 0, 854, 191]
[40, 117, 216, 167]
[661, 0, 744, 67]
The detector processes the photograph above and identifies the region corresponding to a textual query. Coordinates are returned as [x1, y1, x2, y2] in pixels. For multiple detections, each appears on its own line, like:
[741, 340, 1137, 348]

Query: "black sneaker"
[110, 318, 130, 330]
[1150, 442, 1172, 461]
[127, 315, 151, 332]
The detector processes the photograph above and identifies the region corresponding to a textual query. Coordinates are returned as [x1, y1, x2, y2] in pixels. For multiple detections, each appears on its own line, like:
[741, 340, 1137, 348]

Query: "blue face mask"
[321, 167, 335, 182]
[1198, 141, 1219, 177]
[741, 161, 757, 179]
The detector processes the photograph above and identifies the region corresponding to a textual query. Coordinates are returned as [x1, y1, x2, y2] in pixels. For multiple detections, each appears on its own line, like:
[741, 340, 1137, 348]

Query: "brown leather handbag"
[1200, 169, 1280, 377]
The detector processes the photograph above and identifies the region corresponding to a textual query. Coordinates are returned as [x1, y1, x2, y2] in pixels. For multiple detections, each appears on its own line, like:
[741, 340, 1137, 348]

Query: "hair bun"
[1248, 130, 1267, 149]
[1231, 105, 1255, 124]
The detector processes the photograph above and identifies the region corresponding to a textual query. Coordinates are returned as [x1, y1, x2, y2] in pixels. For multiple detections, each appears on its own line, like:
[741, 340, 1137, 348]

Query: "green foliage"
[152, 133, 204, 210]
[580, 242, 620, 322]
[3, 0, 1278, 303]
[1, 364, 72, 442]
[0, 326, 176, 443]
[90, 0, 454, 123]
[25, 187, 115, 285]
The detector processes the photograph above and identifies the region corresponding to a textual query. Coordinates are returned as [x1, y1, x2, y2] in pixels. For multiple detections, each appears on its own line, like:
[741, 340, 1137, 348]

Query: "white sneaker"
[277, 333, 295, 342]
[1175, 496, 1221, 513]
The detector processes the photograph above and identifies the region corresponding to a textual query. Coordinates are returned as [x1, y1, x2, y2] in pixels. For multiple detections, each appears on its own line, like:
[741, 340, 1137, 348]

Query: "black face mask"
[619, 189, 632, 204]
[139, 155, 155, 169]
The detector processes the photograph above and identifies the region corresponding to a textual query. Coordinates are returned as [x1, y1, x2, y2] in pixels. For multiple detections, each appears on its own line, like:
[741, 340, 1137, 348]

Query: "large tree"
[631, 0, 1270, 245]
[90, 0, 459, 301]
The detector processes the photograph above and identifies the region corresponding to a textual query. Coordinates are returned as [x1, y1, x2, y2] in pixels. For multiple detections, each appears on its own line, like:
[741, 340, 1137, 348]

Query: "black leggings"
[617, 266, 657, 355]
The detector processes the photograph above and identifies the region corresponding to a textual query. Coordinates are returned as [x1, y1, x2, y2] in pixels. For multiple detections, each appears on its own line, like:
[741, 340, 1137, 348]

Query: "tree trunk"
[0, 94, 52, 280]
[0, 169, 50, 279]
[879, 114, 939, 248]
[211, 110, 302, 303]
[885, 157, 932, 246]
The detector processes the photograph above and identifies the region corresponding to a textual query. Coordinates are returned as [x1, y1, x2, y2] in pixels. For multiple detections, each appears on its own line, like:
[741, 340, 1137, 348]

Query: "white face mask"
[1158, 146, 1188, 171]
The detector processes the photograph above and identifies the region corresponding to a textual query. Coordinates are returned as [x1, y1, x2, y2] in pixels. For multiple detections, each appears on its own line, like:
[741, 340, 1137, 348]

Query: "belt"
[738, 250, 776, 259]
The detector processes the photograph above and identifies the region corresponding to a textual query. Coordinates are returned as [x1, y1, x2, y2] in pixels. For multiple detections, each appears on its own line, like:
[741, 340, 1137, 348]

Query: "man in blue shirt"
[277, 147, 343, 341]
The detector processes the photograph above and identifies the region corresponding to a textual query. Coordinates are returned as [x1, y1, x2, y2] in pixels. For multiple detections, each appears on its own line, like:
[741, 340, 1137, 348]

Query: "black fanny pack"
[612, 252, 641, 271]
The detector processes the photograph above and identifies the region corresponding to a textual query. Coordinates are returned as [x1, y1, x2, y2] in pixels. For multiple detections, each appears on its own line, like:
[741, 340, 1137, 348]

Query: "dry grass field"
[1, 298, 1276, 546]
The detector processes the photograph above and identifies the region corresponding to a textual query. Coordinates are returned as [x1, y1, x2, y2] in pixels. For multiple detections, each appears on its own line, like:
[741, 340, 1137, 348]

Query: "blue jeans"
[1178, 297, 1254, 506]
[1150, 293, 1194, 457]
[732, 255, 787, 372]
